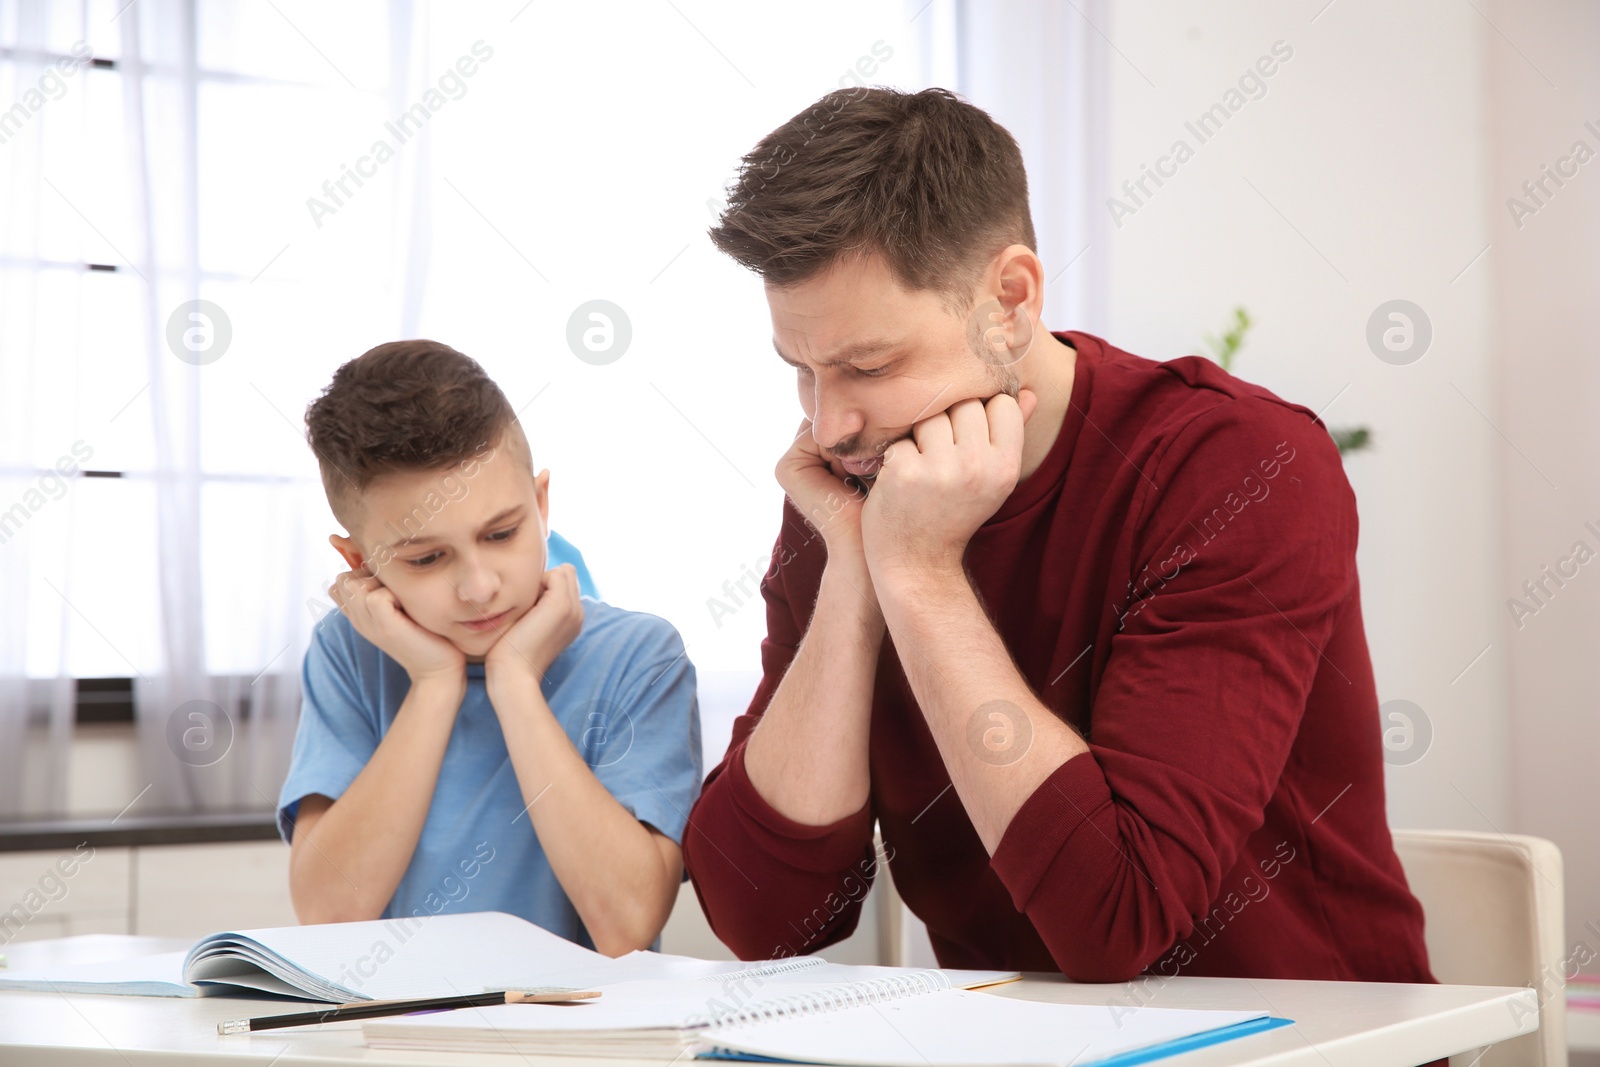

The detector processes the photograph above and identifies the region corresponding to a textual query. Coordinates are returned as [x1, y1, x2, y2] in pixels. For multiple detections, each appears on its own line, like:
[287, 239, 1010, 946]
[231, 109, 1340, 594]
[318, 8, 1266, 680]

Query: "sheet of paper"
[703, 989, 1269, 1067]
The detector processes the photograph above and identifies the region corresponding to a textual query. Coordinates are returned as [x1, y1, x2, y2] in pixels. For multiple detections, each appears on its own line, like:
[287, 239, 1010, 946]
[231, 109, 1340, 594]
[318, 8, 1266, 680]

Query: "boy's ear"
[329, 533, 367, 575]
[534, 469, 552, 538]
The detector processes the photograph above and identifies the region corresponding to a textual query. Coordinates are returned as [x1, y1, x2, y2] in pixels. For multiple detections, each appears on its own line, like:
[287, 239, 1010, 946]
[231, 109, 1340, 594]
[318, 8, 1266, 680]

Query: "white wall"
[1102, 0, 1510, 829]
[1484, 0, 1600, 955]
[1102, 0, 1598, 950]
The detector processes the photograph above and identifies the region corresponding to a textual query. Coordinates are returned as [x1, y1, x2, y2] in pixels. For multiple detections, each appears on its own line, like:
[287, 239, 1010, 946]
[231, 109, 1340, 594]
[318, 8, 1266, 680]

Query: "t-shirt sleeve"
[989, 396, 1358, 981]
[587, 619, 703, 852]
[275, 615, 381, 844]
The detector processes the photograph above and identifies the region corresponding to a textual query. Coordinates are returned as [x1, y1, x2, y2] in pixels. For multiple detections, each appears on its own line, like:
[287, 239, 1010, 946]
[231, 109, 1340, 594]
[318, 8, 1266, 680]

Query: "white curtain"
[389, 0, 433, 339]
[0, 0, 432, 819]
[117, 0, 435, 814]
[907, 0, 1110, 331]
[0, 0, 486, 825]
[114, 0, 298, 813]
[0, 7, 79, 817]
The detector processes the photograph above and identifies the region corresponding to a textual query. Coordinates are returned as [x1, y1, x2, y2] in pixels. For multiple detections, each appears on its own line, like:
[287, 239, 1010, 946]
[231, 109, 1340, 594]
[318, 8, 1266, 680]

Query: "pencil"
[217, 986, 600, 1034]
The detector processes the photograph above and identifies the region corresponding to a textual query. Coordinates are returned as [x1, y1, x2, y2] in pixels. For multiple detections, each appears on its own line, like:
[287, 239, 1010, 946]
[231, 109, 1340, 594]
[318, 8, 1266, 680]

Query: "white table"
[0, 935, 1539, 1066]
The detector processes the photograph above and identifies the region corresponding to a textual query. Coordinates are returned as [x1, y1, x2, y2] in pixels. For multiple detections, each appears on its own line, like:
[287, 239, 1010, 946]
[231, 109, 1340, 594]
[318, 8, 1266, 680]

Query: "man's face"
[349, 443, 549, 664]
[767, 253, 1020, 483]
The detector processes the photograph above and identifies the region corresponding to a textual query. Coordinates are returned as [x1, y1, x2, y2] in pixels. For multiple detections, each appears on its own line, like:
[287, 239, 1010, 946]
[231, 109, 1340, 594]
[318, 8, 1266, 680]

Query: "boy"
[277, 340, 700, 955]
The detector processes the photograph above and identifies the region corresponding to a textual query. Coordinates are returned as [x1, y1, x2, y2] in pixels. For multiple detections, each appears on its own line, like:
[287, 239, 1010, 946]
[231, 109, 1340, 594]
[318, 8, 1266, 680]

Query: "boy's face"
[331, 440, 551, 665]
[767, 251, 1023, 484]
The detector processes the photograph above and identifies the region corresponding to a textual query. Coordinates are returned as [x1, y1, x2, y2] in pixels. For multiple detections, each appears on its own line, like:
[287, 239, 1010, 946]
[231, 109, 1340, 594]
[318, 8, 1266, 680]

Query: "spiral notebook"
[363, 968, 1288, 1065]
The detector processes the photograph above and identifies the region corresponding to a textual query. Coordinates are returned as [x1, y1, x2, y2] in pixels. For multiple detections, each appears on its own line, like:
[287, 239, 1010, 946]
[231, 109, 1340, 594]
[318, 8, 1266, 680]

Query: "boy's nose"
[455, 556, 501, 604]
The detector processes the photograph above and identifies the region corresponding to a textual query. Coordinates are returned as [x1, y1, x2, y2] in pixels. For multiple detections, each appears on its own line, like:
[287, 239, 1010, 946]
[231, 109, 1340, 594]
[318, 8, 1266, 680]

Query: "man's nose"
[810, 381, 864, 454]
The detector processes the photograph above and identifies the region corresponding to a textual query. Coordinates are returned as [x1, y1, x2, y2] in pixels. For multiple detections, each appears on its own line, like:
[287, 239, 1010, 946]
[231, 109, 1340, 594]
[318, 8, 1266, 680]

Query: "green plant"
[1201, 307, 1253, 374]
[1329, 427, 1370, 453]
[1200, 306, 1372, 457]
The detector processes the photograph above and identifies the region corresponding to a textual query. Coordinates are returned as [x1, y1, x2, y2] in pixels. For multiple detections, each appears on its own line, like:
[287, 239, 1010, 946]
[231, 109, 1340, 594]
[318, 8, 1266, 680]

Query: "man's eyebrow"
[772, 337, 901, 368]
[388, 505, 525, 550]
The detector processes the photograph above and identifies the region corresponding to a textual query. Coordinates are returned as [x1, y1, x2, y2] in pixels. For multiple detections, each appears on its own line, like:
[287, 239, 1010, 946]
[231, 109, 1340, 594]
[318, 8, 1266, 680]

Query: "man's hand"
[861, 390, 1038, 590]
[329, 570, 466, 687]
[484, 563, 585, 688]
[775, 417, 872, 565]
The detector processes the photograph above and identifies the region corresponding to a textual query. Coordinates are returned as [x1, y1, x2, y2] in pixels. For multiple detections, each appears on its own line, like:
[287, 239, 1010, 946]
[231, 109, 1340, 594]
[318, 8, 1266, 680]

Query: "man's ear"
[328, 533, 368, 576]
[994, 244, 1045, 342]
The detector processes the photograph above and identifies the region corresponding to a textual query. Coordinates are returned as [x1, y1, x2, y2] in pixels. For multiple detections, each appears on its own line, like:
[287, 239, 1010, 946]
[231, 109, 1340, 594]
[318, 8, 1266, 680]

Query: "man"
[684, 86, 1434, 990]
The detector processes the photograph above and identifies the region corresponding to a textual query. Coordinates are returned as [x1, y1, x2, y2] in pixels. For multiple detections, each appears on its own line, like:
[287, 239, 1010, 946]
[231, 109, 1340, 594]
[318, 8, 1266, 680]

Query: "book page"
[188, 911, 624, 1001]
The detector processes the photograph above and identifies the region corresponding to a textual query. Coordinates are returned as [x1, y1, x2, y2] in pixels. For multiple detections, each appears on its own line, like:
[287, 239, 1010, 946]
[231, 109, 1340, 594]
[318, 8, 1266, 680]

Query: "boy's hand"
[484, 563, 585, 686]
[860, 389, 1038, 590]
[328, 570, 466, 687]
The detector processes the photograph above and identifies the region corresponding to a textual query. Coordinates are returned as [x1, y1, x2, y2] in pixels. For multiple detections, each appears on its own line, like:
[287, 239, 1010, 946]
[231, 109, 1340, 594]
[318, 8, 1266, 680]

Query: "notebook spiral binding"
[714, 970, 954, 1028]
[692, 957, 825, 982]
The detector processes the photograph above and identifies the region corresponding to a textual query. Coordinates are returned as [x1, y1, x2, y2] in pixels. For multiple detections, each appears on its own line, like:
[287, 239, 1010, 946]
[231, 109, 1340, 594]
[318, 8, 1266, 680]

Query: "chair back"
[1391, 829, 1566, 1067]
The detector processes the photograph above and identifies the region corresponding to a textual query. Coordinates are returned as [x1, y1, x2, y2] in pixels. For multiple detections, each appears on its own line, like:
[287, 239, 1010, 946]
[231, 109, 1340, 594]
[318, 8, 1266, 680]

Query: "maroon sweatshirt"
[684, 330, 1434, 990]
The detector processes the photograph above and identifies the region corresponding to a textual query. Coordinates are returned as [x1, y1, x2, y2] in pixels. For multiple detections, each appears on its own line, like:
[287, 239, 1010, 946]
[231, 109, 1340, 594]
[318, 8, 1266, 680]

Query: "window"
[2, 0, 923, 685]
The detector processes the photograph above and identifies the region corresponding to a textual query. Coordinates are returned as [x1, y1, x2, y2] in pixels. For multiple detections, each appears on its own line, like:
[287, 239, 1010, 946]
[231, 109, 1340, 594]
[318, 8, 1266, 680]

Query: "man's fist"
[861, 389, 1037, 586]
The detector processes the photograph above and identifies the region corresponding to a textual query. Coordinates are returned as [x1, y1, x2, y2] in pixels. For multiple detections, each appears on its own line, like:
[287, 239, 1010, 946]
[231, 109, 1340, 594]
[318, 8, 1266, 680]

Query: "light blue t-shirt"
[276, 596, 702, 950]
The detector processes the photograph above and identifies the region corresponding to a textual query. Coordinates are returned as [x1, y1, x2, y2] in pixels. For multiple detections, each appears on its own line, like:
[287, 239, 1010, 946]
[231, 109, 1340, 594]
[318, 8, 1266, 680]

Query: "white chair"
[1391, 828, 1567, 1067]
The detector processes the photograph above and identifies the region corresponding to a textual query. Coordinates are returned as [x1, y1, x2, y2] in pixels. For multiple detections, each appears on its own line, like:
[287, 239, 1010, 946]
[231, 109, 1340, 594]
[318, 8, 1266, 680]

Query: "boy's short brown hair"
[305, 339, 532, 540]
[708, 86, 1036, 313]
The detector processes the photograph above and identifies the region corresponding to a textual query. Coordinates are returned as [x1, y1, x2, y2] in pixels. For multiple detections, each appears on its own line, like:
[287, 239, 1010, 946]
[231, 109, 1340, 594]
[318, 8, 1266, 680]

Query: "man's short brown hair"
[304, 339, 531, 539]
[708, 86, 1037, 313]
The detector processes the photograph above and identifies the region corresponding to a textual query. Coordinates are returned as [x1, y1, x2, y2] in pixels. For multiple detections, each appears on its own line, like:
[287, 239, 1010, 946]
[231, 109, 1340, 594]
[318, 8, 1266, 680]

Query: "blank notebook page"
[705, 988, 1268, 1067]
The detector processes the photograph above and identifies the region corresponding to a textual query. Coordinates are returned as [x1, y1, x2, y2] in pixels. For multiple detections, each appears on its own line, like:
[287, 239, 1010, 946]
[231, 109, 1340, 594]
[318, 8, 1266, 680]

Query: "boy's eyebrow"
[772, 337, 899, 368]
[386, 505, 525, 551]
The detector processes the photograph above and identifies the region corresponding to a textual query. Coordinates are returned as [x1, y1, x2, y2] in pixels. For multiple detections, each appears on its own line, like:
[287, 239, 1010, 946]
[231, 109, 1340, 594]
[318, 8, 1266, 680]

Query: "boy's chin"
[455, 635, 494, 664]
[449, 604, 532, 664]
[456, 628, 508, 665]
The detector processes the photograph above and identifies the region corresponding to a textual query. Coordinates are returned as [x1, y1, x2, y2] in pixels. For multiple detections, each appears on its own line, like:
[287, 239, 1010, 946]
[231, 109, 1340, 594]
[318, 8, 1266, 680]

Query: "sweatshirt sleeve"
[989, 397, 1358, 982]
[682, 504, 878, 960]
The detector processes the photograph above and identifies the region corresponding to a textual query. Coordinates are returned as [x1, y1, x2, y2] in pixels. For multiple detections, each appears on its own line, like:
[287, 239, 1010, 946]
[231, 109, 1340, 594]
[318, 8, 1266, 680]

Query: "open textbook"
[0, 911, 1017, 1002]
